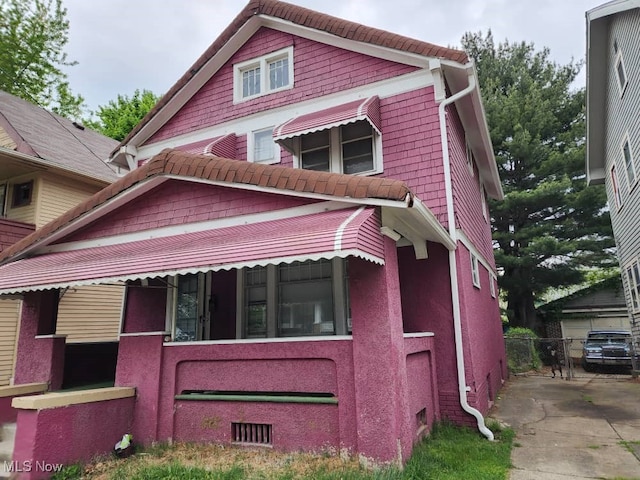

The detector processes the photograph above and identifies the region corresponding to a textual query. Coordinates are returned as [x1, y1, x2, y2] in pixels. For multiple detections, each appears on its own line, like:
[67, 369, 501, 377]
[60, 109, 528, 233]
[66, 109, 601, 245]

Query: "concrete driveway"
[489, 369, 640, 480]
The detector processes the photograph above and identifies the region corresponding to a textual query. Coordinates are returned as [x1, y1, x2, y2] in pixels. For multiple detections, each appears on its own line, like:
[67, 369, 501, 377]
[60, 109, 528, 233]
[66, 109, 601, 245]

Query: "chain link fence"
[504, 337, 574, 379]
[505, 335, 640, 379]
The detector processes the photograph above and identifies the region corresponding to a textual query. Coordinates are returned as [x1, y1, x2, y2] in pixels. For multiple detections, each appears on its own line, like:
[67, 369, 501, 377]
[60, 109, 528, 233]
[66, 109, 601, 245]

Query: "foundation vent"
[232, 422, 272, 445]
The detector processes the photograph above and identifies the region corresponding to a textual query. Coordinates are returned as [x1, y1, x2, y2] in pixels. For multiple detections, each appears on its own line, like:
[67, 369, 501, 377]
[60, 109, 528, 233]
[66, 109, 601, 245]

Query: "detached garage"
[539, 276, 630, 360]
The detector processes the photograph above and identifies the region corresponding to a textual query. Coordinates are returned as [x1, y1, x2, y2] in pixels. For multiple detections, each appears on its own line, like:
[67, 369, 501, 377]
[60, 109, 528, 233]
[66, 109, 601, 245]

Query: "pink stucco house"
[0, 0, 505, 476]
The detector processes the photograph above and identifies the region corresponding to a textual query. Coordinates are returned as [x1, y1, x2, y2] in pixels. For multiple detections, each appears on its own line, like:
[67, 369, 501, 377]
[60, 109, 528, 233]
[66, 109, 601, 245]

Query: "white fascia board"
[123, 13, 442, 155]
[259, 16, 431, 68]
[439, 63, 503, 200]
[0, 146, 112, 185]
[5, 177, 168, 262]
[587, 0, 640, 21]
[124, 18, 263, 151]
[136, 69, 433, 160]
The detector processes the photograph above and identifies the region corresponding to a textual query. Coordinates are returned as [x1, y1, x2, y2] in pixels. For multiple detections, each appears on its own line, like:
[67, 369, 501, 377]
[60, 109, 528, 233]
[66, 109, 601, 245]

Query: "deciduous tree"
[86, 89, 159, 141]
[0, 0, 84, 118]
[461, 31, 616, 331]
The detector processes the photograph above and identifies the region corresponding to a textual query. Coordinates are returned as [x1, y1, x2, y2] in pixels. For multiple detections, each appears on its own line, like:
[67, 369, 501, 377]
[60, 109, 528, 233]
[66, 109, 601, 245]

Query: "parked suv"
[581, 330, 635, 372]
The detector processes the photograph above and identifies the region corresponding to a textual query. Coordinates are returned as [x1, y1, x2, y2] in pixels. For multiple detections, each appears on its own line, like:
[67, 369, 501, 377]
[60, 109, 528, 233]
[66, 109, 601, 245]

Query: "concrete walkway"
[489, 370, 640, 480]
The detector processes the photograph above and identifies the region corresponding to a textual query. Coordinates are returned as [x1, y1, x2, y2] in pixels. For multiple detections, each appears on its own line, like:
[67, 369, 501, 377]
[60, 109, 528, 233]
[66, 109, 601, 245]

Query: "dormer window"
[234, 47, 293, 103]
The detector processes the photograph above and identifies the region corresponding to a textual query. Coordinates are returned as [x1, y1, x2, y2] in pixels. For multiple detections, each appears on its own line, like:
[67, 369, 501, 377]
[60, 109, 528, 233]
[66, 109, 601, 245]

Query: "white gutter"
[436, 61, 494, 441]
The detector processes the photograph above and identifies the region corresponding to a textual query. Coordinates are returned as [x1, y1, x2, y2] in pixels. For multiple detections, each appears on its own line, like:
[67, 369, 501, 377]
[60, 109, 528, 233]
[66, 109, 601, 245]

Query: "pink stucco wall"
[150, 28, 417, 143]
[14, 291, 65, 390]
[404, 336, 439, 436]
[396, 244, 470, 423]
[122, 279, 167, 333]
[349, 238, 413, 463]
[11, 397, 134, 480]
[58, 181, 317, 243]
[154, 339, 358, 453]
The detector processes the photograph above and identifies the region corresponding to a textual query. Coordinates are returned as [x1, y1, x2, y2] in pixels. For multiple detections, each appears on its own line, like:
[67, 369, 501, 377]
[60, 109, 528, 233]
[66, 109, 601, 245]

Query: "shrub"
[504, 328, 542, 373]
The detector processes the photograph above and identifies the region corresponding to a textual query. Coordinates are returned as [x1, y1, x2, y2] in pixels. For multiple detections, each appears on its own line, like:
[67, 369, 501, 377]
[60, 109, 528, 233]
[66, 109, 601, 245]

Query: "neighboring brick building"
[0, 1, 505, 473]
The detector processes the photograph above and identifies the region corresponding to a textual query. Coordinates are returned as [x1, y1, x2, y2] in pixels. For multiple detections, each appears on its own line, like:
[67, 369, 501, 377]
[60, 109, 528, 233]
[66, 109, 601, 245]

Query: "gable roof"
[114, 0, 468, 154]
[0, 149, 415, 264]
[0, 90, 118, 183]
[586, 0, 640, 185]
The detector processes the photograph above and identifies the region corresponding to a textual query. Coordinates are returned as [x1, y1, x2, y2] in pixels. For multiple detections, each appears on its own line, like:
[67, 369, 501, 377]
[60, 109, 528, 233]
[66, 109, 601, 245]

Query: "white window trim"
[471, 254, 481, 289]
[248, 126, 281, 164]
[236, 258, 349, 339]
[624, 260, 640, 313]
[614, 48, 628, 97]
[233, 46, 294, 103]
[489, 274, 496, 298]
[621, 133, 637, 190]
[291, 126, 383, 176]
[466, 140, 475, 176]
[610, 163, 623, 210]
[481, 184, 488, 221]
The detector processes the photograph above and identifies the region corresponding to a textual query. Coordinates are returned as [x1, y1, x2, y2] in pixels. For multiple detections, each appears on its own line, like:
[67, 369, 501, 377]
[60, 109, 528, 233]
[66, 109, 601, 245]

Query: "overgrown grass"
[62, 421, 514, 480]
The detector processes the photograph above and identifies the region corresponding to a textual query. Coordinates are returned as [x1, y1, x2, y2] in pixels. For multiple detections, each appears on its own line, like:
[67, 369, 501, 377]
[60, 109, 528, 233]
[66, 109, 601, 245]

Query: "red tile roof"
[0, 149, 412, 263]
[117, 0, 467, 150]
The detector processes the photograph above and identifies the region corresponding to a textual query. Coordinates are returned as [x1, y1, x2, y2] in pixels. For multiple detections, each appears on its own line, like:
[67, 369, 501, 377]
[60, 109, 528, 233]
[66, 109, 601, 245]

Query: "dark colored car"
[581, 329, 635, 372]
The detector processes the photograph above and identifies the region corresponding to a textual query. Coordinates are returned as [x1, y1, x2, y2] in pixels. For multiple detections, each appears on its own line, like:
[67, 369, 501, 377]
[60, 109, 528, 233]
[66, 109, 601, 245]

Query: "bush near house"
[504, 328, 543, 373]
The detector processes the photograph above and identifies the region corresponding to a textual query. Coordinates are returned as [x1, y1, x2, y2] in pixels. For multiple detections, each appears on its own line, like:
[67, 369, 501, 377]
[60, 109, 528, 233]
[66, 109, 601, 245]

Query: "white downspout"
[436, 62, 494, 441]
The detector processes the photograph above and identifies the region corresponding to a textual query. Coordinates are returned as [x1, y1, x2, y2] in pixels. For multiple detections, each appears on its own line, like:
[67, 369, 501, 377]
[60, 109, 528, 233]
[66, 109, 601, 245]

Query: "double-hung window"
[625, 261, 640, 312]
[621, 135, 637, 188]
[614, 40, 628, 96]
[249, 127, 280, 164]
[611, 164, 622, 209]
[471, 254, 481, 289]
[297, 121, 378, 175]
[11, 180, 33, 208]
[240, 259, 350, 338]
[234, 47, 293, 103]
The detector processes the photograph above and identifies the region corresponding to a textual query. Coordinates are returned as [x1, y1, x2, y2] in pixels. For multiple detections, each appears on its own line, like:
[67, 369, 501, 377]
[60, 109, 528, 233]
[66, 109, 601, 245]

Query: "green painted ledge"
[175, 393, 338, 404]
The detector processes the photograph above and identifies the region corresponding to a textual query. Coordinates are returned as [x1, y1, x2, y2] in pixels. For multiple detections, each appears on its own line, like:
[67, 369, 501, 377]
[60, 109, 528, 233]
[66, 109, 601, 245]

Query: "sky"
[61, 0, 605, 114]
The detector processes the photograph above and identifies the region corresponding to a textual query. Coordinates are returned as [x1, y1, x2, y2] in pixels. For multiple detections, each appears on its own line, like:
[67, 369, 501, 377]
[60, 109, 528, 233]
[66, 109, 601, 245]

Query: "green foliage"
[402, 422, 514, 480]
[504, 327, 542, 373]
[0, 0, 84, 119]
[461, 31, 616, 331]
[50, 463, 82, 480]
[85, 89, 160, 141]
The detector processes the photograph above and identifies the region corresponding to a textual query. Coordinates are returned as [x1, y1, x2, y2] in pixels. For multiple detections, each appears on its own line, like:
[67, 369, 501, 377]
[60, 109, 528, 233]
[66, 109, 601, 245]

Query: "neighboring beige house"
[0, 91, 122, 386]
[539, 276, 630, 359]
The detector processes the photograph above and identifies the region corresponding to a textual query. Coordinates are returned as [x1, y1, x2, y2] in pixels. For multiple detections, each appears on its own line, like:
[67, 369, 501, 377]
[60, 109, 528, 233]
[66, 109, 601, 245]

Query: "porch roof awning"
[273, 96, 381, 151]
[0, 206, 384, 295]
[175, 133, 236, 158]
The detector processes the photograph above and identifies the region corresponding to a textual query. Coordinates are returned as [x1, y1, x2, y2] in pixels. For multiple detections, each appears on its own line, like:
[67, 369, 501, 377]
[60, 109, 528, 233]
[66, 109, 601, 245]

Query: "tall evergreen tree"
[0, 0, 84, 119]
[461, 31, 616, 331]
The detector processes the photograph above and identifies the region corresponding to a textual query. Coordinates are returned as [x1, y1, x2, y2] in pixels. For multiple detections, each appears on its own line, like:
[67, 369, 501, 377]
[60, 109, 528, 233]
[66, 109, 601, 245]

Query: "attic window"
[234, 47, 293, 103]
[12, 181, 33, 208]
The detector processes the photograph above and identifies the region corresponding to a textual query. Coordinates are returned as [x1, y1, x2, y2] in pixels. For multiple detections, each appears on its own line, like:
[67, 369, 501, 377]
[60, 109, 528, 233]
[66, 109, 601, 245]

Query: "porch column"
[115, 280, 168, 444]
[349, 236, 412, 464]
[13, 290, 65, 390]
